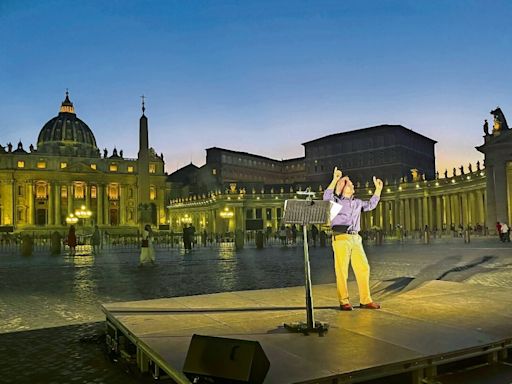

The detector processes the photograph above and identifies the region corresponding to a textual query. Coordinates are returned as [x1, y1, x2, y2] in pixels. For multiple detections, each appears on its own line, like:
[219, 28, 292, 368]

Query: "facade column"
[103, 184, 110, 226]
[85, 184, 91, 210]
[119, 184, 126, 225]
[67, 183, 73, 216]
[48, 182, 54, 226]
[27, 182, 34, 225]
[54, 184, 61, 225]
[485, 165, 497, 231]
[493, 162, 508, 223]
[97, 184, 103, 225]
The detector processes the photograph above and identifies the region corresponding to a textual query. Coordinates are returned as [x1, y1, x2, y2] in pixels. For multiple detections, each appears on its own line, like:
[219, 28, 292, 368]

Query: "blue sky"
[1, 1, 511, 174]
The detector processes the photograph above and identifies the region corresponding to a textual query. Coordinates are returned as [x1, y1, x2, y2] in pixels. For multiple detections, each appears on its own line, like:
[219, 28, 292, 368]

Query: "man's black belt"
[332, 225, 358, 235]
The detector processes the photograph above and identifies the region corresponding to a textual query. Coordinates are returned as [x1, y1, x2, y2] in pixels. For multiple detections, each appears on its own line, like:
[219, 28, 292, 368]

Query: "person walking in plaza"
[500, 222, 510, 243]
[139, 224, 155, 266]
[91, 225, 101, 255]
[323, 166, 383, 311]
[67, 225, 77, 256]
[496, 222, 503, 242]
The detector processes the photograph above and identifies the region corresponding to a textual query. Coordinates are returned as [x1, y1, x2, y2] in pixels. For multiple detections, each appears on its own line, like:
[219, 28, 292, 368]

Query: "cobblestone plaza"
[1, 238, 511, 383]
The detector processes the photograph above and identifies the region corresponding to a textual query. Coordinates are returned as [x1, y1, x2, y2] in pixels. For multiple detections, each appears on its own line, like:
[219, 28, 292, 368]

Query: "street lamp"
[75, 205, 92, 226]
[66, 213, 79, 225]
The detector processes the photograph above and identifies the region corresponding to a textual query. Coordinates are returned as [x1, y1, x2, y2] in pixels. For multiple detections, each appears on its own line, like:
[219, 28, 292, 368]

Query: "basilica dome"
[37, 93, 100, 157]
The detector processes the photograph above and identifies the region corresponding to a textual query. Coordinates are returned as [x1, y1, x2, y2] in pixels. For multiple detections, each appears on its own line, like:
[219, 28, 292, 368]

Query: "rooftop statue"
[490, 107, 509, 133]
[483, 119, 489, 135]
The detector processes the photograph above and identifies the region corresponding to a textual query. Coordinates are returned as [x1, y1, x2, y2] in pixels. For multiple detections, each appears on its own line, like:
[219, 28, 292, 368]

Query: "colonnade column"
[435, 196, 442, 230]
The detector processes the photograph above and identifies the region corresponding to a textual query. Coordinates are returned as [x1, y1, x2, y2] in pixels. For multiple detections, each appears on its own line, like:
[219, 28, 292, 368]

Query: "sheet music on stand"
[282, 198, 330, 335]
[283, 200, 330, 225]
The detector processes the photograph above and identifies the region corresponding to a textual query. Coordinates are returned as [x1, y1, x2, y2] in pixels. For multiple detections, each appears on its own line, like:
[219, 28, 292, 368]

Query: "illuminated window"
[91, 186, 97, 199]
[108, 184, 119, 200]
[17, 161, 25, 168]
[36, 183, 47, 199]
[109, 164, 118, 172]
[212, 168, 217, 175]
[37, 162, 46, 169]
[149, 164, 156, 173]
[61, 186, 68, 198]
[150, 186, 156, 201]
[90, 164, 97, 170]
[74, 183, 85, 199]
[60, 162, 67, 169]
[127, 165, 134, 173]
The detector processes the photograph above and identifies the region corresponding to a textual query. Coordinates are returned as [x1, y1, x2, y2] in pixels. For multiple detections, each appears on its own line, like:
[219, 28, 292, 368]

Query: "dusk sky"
[1, 1, 511, 175]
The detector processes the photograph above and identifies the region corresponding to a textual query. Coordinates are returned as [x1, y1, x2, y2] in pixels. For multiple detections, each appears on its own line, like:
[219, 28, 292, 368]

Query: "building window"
[149, 164, 156, 174]
[127, 166, 134, 173]
[17, 161, 25, 168]
[61, 186, 68, 198]
[277, 208, 282, 219]
[37, 162, 46, 169]
[266, 208, 272, 220]
[90, 164, 97, 170]
[128, 188, 133, 198]
[36, 184, 47, 199]
[246, 209, 254, 219]
[17, 208, 24, 222]
[108, 184, 119, 200]
[255, 208, 262, 219]
[18, 186, 24, 196]
[109, 164, 118, 172]
[74, 183, 85, 199]
[91, 186, 97, 199]
[150, 186, 156, 201]
[60, 162, 67, 169]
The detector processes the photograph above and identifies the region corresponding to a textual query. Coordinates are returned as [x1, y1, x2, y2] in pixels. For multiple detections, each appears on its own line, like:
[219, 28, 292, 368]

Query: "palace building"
[168, 117, 512, 236]
[0, 93, 167, 232]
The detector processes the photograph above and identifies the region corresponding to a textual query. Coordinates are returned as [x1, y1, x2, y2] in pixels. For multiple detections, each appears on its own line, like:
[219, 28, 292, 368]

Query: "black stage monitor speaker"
[183, 334, 270, 384]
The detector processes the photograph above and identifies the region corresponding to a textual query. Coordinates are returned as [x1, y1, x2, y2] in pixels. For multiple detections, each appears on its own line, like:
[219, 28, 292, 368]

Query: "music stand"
[282, 192, 330, 335]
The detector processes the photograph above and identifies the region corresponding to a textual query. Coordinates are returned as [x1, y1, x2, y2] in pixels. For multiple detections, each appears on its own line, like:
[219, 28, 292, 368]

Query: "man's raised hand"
[333, 166, 342, 181]
[373, 176, 383, 191]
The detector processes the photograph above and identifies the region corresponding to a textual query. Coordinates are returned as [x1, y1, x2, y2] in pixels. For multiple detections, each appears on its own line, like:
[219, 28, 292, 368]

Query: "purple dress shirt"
[323, 189, 380, 232]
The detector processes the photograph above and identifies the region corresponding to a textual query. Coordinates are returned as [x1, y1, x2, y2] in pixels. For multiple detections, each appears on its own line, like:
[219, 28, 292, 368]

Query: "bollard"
[20, 233, 33, 256]
[423, 230, 430, 244]
[319, 231, 326, 247]
[464, 229, 470, 243]
[376, 230, 383, 245]
[255, 231, 264, 249]
[235, 230, 245, 250]
[50, 231, 62, 255]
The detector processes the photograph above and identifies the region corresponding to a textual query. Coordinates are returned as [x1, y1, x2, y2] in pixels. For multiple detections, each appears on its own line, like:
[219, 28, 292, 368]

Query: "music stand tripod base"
[283, 321, 329, 336]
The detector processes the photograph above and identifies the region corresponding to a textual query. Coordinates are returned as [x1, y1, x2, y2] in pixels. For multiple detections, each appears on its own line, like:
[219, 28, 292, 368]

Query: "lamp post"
[75, 205, 92, 228]
[65, 213, 79, 226]
[219, 207, 233, 235]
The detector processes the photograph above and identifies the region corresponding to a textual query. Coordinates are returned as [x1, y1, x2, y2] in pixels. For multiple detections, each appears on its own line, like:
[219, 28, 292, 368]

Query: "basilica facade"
[0, 93, 167, 233]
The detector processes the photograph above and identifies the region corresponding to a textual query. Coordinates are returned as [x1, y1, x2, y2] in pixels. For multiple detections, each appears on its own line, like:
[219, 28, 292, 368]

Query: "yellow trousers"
[331, 234, 372, 305]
